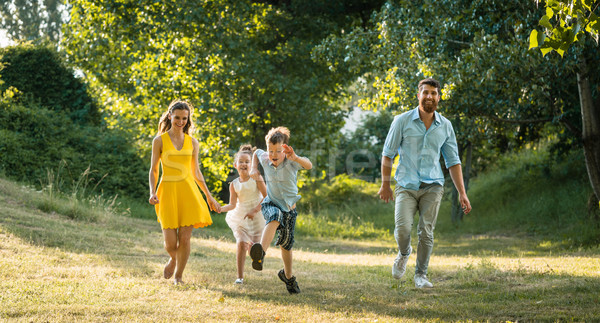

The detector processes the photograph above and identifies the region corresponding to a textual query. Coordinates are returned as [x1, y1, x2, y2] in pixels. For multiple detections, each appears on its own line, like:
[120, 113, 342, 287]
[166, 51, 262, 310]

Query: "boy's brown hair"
[265, 126, 290, 145]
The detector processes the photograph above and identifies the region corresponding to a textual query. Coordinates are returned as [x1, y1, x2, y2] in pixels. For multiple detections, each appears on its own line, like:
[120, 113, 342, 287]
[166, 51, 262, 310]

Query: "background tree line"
[1, 0, 598, 222]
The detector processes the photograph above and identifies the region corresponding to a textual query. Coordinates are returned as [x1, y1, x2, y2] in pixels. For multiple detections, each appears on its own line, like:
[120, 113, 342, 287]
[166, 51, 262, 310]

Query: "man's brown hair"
[418, 78, 441, 92]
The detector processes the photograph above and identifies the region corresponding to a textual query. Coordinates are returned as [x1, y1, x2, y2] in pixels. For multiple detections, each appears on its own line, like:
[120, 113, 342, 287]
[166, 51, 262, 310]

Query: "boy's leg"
[281, 246, 293, 279]
[275, 210, 300, 294]
[251, 202, 283, 271]
[260, 221, 280, 252]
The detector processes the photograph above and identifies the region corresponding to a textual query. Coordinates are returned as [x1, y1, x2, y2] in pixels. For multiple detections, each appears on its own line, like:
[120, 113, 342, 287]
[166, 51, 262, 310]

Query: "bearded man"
[378, 78, 472, 288]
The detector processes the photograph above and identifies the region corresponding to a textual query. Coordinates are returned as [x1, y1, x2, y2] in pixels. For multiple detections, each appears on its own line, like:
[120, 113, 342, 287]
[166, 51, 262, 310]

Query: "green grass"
[436, 147, 598, 247]
[1, 146, 600, 321]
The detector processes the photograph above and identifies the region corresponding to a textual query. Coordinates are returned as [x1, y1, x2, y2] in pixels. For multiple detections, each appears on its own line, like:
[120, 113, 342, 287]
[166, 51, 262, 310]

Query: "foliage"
[0, 44, 101, 125]
[302, 173, 380, 208]
[0, 97, 148, 199]
[0, 0, 67, 43]
[437, 145, 598, 246]
[62, 0, 385, 191]
[529, 0, 600, 56]
[313, 0, 600, 176]
[301, 143, 597, 246]
[333, 109, 393, 181]
[35, 164, 124, 222]
[528, 0, 600, 205]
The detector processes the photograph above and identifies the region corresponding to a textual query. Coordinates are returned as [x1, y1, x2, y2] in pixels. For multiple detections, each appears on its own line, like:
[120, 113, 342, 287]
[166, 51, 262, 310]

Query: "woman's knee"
[164, 240, 177, 253]
[178, 236, 191, 249]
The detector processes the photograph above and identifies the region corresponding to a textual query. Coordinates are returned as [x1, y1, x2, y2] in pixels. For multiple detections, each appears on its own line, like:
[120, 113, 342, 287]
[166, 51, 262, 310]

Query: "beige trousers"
[394, 183, 444, 276]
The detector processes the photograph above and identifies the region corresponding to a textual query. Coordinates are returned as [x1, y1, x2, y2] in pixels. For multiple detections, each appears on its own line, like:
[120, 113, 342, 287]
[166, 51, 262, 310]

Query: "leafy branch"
[529, 0, 600, 56]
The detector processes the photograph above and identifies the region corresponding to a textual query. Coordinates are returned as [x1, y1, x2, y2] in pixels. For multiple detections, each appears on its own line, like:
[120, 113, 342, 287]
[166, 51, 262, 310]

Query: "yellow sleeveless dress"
[155, 132, 212, 229]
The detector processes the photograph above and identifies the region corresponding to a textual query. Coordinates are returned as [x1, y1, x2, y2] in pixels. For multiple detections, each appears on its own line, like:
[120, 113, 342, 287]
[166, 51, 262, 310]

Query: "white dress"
[225, 177, 266, 243]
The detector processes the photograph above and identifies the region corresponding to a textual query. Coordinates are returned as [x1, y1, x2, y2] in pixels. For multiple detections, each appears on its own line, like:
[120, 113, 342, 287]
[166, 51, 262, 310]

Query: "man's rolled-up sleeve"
[382, 115, 403, 159]
[441, 124, 461, 168]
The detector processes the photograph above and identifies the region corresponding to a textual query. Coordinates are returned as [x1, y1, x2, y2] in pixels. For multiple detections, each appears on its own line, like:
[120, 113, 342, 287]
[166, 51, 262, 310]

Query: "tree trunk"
[577, 56, 600, 204]
[451, 141, 472, 224]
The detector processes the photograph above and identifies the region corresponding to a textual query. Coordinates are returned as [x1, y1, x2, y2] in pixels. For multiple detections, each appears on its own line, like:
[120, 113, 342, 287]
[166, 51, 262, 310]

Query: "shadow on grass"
[2, 185, 599, 321]
[207, 258, 600, 322]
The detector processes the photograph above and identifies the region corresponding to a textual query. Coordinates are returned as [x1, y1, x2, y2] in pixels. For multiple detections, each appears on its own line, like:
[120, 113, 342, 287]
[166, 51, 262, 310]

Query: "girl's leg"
[260, 221, 279, 252]
[236, 241, 247, 279]
[174, 226, 193, 283]
[281, 246, 293, 279]
[162, 228, 178, 279]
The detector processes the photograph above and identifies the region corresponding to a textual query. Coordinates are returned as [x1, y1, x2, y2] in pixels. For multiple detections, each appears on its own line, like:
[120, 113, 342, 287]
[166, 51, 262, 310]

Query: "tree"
[314, 0, 597, 221]
[530, 0, 600, 205]
[63, 0, 384, 193]
[0, 44, 147, 198]
[0, 44, 100, 124]
[0, 0, 67, 43]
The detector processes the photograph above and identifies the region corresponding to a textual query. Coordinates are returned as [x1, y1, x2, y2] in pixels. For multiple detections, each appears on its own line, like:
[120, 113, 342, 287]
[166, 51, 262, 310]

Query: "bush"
[0, 98, 147, 199]
[301, 174, 380, 210]
[0, 43, 101, 125]
[0, 44, 148, 199]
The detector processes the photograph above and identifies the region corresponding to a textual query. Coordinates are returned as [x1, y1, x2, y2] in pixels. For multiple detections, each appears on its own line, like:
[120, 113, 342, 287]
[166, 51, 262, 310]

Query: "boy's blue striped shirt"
[256, 149, 303, 212]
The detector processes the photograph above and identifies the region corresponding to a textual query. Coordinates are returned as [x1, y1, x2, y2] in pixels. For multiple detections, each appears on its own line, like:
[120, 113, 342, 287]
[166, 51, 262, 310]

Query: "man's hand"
[378, 185, 394, 203]
[460, 194, 472, 214]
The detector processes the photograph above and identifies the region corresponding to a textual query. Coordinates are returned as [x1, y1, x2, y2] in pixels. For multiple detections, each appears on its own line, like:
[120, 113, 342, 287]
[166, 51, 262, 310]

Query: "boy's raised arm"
[282, 144, 312, 170]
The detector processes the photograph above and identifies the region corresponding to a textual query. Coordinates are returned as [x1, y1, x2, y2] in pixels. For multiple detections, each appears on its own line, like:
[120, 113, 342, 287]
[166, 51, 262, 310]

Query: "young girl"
[148, 99, 220, 285]
[220, 144, 267, 284]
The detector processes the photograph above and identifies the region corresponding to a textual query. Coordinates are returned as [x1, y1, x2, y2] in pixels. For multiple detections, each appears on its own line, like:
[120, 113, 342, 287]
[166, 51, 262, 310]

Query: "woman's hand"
[149, 194, 159, 205]
[208, 196, 221, 213]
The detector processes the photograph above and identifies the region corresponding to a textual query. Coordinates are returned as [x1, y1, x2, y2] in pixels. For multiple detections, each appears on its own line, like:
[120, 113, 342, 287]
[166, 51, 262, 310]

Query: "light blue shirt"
[256, 149, 304, 212]
[382, 107, 461, 191]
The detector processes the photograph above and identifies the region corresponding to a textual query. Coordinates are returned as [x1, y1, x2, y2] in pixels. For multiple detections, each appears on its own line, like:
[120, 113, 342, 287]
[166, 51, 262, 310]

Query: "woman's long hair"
[158, 100, 195, 135]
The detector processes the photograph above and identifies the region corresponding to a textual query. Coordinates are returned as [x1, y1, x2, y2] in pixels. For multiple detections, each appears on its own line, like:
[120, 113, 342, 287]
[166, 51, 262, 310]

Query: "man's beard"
[421, 100, 437, 113]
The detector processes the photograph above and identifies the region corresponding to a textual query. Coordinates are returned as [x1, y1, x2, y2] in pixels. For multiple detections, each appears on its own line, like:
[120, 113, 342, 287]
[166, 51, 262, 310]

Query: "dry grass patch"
[1, 178, 600, 322]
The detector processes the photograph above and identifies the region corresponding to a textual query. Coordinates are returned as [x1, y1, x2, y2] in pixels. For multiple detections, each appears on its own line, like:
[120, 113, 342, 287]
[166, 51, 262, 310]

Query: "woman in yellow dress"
[148, 100, 220, 284]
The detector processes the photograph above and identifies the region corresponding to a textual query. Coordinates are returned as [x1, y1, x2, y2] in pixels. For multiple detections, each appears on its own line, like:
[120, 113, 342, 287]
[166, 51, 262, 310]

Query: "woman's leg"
[174, 226, 193, 283]
[162, 228, 178, 279]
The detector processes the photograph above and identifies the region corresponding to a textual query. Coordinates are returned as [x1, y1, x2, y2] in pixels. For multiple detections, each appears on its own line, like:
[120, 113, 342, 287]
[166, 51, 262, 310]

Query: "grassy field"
[1, 167, 600, 322]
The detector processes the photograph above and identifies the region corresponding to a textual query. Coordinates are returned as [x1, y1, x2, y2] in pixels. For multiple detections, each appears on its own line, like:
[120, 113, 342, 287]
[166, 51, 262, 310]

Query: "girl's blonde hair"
[234, 144, 255, 163]
[158, 100, 195, 135]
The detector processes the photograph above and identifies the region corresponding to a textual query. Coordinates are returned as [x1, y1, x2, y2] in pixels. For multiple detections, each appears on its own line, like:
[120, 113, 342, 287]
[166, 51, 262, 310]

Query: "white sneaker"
[234, 278, 244, 285]
[392, 246, 412, 279]
[414, 274, 433, 288]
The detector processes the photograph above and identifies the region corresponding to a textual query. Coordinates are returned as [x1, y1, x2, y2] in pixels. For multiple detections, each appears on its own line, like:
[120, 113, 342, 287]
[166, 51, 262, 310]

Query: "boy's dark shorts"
[261, 201, 297, 251]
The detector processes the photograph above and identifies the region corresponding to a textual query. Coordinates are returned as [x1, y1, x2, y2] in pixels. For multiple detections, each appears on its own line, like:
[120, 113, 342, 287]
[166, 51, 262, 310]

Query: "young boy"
[249, 126, 312, 294]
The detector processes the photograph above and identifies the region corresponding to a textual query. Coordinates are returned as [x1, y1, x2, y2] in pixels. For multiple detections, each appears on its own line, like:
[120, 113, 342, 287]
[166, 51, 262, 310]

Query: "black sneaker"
[278, 269, 301, 294]
[250, 243, 265, 271]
